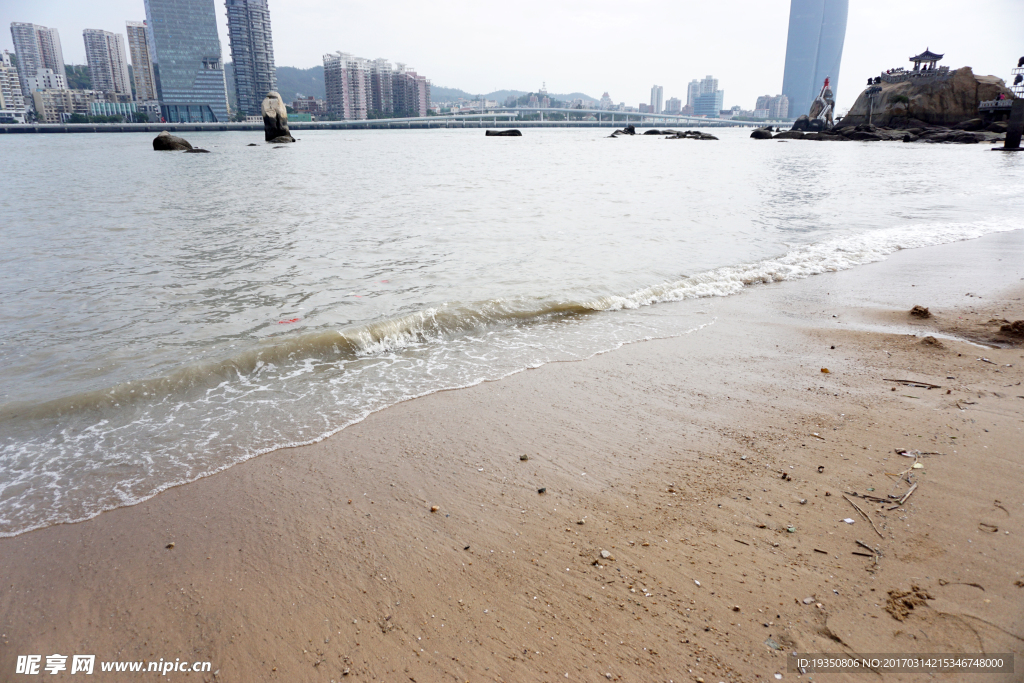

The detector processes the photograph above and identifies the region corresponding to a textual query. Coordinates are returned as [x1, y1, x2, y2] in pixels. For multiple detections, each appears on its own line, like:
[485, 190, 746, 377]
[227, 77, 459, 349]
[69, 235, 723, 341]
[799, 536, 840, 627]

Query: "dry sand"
[2, 256, 1022, 682]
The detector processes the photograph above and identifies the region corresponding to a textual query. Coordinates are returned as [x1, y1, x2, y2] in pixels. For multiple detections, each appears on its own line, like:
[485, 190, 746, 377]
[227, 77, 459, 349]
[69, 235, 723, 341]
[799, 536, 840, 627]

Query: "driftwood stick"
[843, 494, 884, 538]
[883, 378, 942, 389]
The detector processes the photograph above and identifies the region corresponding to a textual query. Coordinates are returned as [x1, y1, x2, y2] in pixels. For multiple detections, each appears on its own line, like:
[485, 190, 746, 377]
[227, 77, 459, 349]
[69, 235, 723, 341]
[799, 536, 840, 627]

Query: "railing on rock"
[879, 66, 950, 84]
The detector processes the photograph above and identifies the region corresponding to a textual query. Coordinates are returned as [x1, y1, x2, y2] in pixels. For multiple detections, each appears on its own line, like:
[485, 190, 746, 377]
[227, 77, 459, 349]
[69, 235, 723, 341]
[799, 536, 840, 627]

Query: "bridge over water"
[0, 110, 786, 135]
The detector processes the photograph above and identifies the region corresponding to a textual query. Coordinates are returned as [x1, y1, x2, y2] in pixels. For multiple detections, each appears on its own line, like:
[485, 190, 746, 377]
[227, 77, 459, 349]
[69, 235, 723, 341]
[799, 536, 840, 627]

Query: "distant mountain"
[276, 66, 325, 102]
[225, 64, 326, 106]
[434, 87, 598, 103]
[226, 64, 595, 106]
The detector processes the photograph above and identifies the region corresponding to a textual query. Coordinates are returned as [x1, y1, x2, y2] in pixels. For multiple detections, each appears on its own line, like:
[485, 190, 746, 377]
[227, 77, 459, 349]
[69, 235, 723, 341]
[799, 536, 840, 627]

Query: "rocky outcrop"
[666, 130, 718, 140]
[840, 67, 1014, 128]
[750, 128, 773, 139]
[761, 120, 1002, 144]
[152, 131, 192, 151]
[485, 129, 522, 136]
[262, 91, 295, 143]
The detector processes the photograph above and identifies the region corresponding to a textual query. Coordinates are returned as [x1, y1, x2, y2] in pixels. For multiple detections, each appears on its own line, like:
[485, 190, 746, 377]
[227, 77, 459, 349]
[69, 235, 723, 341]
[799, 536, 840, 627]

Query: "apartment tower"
[781, 0, 848, 120]
[225, 0, 277, 116]
[126, 21, 158, 101]
[0, 50, 25, 112]
[9, 23, 65, 101]
[650, 85, 663, 115]
[83, 29, 132, 97]
[143, 0, 229, 122]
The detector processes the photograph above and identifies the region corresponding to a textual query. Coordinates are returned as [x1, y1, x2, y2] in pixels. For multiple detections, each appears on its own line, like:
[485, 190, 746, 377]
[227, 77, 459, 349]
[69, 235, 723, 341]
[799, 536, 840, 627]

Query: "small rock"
[799, 499, 807, 505]
[576, 519, 585, 525]
[803, 597, 814, 604]
[184, 148, 210, 153]
[430, 505, 439, 512]
[910, 305, 931, 318]
[787, 526, 796, 533]
[732, 605, 740, 611]
[537, 487, 546, 494]
[520, 454, 529, 461]
[247, 143, 258, 146]
[694, 580, 701, 587]
[166, 542, 175, 549]
[600, 550, 613, 560]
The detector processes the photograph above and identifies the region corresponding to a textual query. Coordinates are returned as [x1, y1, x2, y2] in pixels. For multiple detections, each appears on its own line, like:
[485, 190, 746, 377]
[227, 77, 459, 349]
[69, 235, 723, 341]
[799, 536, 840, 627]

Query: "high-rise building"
[324, 51, 429, 120]
[650, 85, 663, 114]
[599, 92, 612, 109]
[32, 88, 102, 123]
[0, 50, 25, 112]
[225, 0, 276, 117]
[685, 79, 700, 108]
[664, 97, 681, 114]
[126, 21, 158, 101]
[369, 58, 393, 118]
[9, 23, 65, 102]
[768, 94, 789, 119]
[144, 0, 229, 122]
[83, 29, 132, 97]
[693, 75, 724, 118]
[781, 0, 848, 121]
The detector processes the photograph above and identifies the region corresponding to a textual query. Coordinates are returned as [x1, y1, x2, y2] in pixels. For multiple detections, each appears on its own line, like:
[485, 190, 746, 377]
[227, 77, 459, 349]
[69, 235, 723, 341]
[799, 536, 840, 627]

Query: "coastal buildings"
[650, 85, 663, 115]
[26, 68, 67, 92]
[9, 23, 65, 103]
[0, 50, 25, 109]
[83, 29, 132, 98]
[754, 94, 790, 119]
[664, 97, 681, 114]
[31, 87, 101, 123]
[126, 21, 158, 102]
[225, 0, 277, 117]
[693, 75, 724, 118]
[144, 0, 229, 122]
[685, 79, 700, 109]
[781, 0, 848, 121]
[324, 51, 429, 120]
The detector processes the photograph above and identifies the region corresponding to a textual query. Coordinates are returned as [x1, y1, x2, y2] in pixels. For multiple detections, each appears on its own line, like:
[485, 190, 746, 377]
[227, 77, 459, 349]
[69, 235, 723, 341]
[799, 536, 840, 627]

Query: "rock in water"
[750, 128, 773, 139]
[262, 91, 295, 143]
[841, 67, 1014, 128]
[485, 129, 522, 136]
[153, 131, 192, 151]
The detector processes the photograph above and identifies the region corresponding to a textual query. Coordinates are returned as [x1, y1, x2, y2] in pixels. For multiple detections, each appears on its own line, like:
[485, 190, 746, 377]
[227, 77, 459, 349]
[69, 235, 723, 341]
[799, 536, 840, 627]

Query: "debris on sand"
[910, 305, 931, 318]
[920, 336, 944, 348]
[1000, 320, 1024, 336]
[885, 585, 933, 621]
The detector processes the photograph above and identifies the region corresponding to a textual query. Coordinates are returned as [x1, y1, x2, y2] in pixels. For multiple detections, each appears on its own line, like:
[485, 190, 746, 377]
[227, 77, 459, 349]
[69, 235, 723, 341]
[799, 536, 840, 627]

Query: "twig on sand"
[883, 378, 942, 389]
[843, 494, 884, 538]
[809, 433, 826, 441]
[855, 540, 879, 555]
[977, 358, 997, 365]
[896, 482, 918, 506]
[734, 539, 749, 546]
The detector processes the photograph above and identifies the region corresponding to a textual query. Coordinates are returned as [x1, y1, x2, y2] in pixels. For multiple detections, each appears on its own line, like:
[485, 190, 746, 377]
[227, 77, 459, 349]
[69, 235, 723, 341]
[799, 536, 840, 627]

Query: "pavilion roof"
[910, 49, 944, 62]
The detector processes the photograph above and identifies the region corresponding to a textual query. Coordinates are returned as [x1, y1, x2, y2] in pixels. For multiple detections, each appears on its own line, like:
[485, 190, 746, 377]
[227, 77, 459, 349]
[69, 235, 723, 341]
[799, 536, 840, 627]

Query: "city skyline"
[0, 0, 1019, 113]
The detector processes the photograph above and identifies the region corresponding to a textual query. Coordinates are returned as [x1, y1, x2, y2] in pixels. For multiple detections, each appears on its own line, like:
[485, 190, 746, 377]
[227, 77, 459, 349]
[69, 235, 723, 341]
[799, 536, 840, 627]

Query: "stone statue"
[261, 91, 295, 143]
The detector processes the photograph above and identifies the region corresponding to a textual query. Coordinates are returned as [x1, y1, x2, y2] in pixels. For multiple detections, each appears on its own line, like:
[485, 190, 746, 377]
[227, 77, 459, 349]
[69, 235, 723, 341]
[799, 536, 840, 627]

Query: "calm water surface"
[1, 127, 1021, 535]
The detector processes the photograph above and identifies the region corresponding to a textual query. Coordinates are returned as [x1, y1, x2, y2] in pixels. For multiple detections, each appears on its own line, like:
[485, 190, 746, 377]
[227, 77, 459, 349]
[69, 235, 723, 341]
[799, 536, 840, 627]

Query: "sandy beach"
[2, 235, 1023, 683]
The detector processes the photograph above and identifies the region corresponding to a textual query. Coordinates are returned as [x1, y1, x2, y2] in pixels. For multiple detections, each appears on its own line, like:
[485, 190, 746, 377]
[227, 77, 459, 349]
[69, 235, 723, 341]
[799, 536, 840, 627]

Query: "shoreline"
[2, 237, 1022, 682]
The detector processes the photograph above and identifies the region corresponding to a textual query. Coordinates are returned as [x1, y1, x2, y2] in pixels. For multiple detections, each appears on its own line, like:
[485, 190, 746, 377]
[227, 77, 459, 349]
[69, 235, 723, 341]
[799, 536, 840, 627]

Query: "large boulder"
[485, 129, 522, 136]
[261, 91, 294, 143]
[750, 128, 773, 139]
[790, 115, 810, 131]
[773, 130, 806, 139]
[841, 67, 1015, 127]
[152, 131, 192, 151]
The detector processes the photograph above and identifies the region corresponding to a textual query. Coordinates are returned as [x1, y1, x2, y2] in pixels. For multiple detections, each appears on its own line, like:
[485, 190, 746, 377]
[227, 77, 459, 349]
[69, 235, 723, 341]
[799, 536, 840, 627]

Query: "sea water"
[1, 127, 1021, 536]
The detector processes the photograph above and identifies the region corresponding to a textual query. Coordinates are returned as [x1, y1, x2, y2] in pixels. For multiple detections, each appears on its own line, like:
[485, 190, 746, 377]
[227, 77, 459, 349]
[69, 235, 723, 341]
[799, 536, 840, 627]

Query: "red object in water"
[278, 318, 300, 324]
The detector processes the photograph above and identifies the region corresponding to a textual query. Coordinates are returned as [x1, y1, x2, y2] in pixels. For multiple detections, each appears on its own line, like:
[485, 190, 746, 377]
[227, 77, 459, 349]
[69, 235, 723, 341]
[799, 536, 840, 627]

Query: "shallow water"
[1, 127, 1021, 536]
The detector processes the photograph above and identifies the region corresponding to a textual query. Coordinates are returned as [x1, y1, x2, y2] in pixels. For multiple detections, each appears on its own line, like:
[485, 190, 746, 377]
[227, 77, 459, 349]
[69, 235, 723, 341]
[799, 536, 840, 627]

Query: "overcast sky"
[0, 0, 1020, 112]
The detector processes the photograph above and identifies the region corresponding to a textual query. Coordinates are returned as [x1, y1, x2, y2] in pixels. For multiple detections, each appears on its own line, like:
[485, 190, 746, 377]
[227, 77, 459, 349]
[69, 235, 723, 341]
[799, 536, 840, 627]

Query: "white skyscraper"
[83, 29, 132, 97]
[650, 85, 663, 114]
[685, 79, 700, 108]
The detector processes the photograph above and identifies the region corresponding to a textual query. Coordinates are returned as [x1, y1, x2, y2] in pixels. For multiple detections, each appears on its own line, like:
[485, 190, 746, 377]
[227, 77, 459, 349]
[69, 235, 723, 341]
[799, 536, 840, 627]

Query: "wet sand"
[2, 238, 1023, 683]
